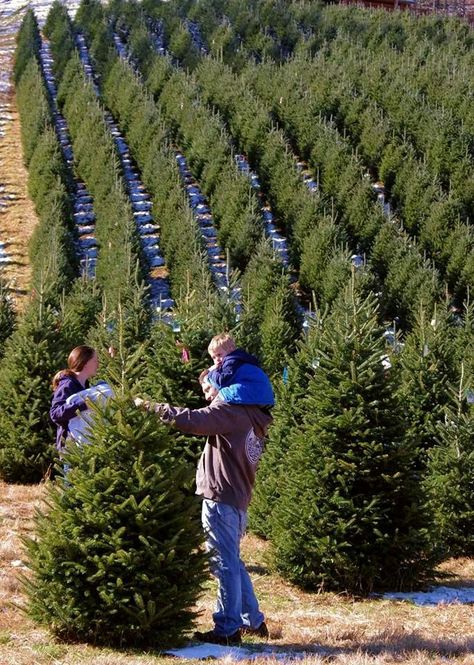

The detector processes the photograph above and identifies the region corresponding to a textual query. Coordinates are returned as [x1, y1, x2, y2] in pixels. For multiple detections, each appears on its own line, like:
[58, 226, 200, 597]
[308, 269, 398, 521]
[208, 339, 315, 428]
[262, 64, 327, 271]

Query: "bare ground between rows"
[0, 70, 38, 311]
[0, 482, 473, 664]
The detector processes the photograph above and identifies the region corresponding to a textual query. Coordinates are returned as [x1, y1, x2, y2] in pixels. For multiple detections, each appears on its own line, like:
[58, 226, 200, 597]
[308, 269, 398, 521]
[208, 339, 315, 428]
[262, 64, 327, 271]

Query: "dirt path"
[0, 31, 38, 312]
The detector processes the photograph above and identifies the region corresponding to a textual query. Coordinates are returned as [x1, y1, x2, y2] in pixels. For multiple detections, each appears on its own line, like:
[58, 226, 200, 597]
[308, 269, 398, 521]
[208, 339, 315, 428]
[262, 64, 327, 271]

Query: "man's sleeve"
[157, 402, 235, 436]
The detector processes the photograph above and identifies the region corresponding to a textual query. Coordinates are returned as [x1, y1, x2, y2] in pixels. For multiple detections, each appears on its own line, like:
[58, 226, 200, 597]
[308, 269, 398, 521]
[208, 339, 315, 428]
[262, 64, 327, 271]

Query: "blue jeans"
[202, 499, 265, 636]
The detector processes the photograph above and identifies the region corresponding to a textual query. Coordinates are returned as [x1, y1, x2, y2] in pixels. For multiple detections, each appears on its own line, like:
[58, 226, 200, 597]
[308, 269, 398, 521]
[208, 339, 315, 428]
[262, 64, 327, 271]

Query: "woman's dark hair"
[52, 345, 96, 390]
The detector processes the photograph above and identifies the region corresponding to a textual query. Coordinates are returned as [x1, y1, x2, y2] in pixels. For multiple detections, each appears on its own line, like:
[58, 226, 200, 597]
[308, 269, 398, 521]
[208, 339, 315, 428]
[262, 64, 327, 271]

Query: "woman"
[50, 345, 99, 452]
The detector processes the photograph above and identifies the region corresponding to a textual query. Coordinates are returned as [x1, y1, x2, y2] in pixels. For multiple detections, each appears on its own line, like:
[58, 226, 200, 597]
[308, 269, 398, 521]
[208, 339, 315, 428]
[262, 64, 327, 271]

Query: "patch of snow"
[165, 643, 311, 661]
[383, 586, 474, 606]
[11, 559, 25, 567]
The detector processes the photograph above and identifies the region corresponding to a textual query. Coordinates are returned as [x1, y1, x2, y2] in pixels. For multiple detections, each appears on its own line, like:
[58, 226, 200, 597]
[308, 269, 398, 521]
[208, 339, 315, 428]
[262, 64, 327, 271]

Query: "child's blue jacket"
[207, 349, 275, 407]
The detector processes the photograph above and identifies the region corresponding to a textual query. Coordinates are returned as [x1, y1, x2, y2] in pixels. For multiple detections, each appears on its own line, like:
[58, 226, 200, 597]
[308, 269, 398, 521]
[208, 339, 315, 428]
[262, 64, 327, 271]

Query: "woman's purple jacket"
[50, 374, 88, 450]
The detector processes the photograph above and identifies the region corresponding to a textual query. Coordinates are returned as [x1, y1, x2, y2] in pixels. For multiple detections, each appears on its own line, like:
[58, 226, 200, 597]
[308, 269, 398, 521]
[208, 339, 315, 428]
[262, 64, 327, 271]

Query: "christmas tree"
[0, 290, 64, 482]
[86, 280, 152, 390]
[141, 320, 207, 409]
[424, 366, 474, 556]
[59, 277, 103, 351]
[397, 304, 458, 472]
[239, 240, 297, 359]
[259, 274, 302, 376]
[13, 9, 41, 84]
[23, 388, 207, 646]
[271, 282, 440, 592]
[0, 276, 16, 356]
[249, 313, 324, 538]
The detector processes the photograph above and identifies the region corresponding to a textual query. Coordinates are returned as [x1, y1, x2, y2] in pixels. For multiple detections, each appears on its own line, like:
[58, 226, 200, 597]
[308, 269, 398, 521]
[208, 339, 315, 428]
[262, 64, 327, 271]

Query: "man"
[136, 378, 272, 645]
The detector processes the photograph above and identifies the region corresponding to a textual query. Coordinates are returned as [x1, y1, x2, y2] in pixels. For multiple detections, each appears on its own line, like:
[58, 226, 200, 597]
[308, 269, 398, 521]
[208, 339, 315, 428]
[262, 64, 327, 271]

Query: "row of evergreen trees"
[2, 1, 302, 484]
[125, 3, 442, 329]
[72, 0, 474, 548]
[0, 9, 82, 481]
[14, 10, 77, 301]
[297, 7, 473, 201]
[243, 48, 473, 305]
[114, 0, 473, 587]
[57, 60, 145, 310]
[101, 54, 219, 304]
[1, 7, 151, 482]
[194, 57, 373, 307]
[232, 0, 472, 303]
[73, 0, 303, 370]
[7, 8, 225, 642]
[148, 0, 472, 312]
[75, 2, 262, 273]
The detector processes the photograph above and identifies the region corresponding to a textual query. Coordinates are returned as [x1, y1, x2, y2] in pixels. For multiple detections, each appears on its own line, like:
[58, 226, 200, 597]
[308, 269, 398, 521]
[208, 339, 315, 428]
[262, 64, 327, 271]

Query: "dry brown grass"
[0, 482, 473, 664]
[0, 32, 38, 312]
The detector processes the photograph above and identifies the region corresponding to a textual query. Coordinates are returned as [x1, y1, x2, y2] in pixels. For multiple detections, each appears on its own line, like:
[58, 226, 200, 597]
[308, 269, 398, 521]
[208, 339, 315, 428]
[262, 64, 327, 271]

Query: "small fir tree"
[22, 388, 207, 646]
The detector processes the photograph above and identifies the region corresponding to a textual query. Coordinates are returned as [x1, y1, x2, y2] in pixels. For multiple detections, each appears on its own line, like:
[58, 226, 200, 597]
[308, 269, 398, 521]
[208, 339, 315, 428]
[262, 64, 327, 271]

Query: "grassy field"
[0, 481, 473, 664]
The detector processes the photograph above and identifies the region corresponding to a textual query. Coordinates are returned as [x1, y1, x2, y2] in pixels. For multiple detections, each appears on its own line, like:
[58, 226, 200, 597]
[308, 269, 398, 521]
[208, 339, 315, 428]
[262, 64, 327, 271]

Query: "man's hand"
[134, 397, 154, 410]
[134, 397, 166, 414]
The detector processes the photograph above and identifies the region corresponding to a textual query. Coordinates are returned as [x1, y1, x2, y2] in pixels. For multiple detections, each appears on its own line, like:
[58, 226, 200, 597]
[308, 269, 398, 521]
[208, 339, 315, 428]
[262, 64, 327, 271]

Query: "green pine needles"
[23, 392, 207, 646]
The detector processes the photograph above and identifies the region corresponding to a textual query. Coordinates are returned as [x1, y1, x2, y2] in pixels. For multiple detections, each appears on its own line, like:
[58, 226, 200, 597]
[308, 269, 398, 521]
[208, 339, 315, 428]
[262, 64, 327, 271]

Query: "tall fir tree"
[0, 289, 64, 482]
[259, 274, 302, 377]
[0, 276, 16, 357]
[271, 282, 440, 593]
[141, 320, 207, 409]
[397, 303, 459, 472]
[13, 9, 41, 84]
[424, 366, 474, 557]
[86, 280, 152, 389]
[249, 313, 323, 538]
[58, 277, 103, 352]
[452, 296, 474, 388]
[238, 240, 297, 360]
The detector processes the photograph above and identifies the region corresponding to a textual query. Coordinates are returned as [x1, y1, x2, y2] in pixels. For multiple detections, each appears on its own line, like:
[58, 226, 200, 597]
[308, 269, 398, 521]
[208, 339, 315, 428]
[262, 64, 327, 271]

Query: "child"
[202, 333, 274, 407]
